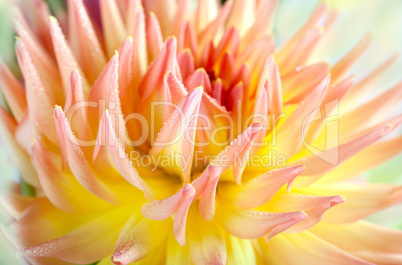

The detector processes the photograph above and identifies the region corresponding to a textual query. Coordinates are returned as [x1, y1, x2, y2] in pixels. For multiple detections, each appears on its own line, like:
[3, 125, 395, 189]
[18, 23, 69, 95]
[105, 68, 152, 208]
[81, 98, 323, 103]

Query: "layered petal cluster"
[0, 0, 401, 264]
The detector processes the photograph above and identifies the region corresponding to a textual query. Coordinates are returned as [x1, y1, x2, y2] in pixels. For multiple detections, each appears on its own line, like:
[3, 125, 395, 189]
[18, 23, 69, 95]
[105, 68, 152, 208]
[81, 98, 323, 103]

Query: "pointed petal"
[111, 215, 170, 265]
[54, 106, 119, 204]
[268, 193, 345, 233]
[303, 183, 402, 223]
[274, 76, 329, 159]
[277, 26, 323, 75]
[68, 0, 107, 83]
[0, 63, 27, 122]
[194, 0, 219, 33]
[173, 184, 195, 246]
[310, 221, 402, 264]
[213, 123, 262, 184]
[338, 82, 402, 137]
[226, 0, 256, 36]
[341, 54, 398, 108]
[146, 12, 164, 62]
[199, 166, 221, 221]
[99, 0, 127, 57]
[0, 107, 39, 187]
[319, 137, 402, 183]
[282, 62, 330, 104]
[149, 88, 203, 182]
[19, 205, 132, 264]
[219, 166, 303, 209]
[184, 68, 212, 94]
[95, 111, 152, 199]
[292, 116, 402, 186]
[49, 16, 89, 96]
[261, 56, 282, 116]
[14, 10, 62, 103]
[197, 1, 233, 51]
[189, 208, 226, 265]
[15, 39, 58, 144]
[256, 231, 372, 265]
[177, 49, 196, 80]
[216, 202, 306, 240]
[331, 33, 373, 84]
[131, 8, 148, 90]
[31, 139, 111, 213]
[241, 0, 277, 47]
[165, 71, 187, 104]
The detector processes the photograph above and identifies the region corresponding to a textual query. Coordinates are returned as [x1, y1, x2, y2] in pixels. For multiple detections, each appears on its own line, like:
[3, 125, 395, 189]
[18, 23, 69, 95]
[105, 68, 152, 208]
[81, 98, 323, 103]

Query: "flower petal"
[49, 16, 89, 97]
[54, 106, 120, 204]
[99, 0, 127, 57]
[111, 214, 170, 265]
[67, 0, 107, 83]
[0, 62, 27, 122]
[255, 231, 372, 265]
[149, 87, 203, 182]
[216, 202, 306, 240]
[219, 165, 303, 209]
[15, 39, 58, 144]
[32, 139, 112, 213]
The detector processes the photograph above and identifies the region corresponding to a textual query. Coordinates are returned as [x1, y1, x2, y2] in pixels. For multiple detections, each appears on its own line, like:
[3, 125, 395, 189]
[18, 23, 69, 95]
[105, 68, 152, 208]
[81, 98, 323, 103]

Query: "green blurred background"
[0, 0, 401, 264]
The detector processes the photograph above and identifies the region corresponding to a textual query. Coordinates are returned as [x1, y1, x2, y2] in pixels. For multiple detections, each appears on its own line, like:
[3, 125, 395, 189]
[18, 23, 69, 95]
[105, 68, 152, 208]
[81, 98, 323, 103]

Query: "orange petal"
[310, 221, 402, 264]
[88, 54, 127, 143]
[99, 0, 127, 57]
[184, 68, 212, 94]
[197, 1, 233, 51]
[68, 0, 107, 84]
[341, 54, 398, 108]
[145, 12, 164, 62]
[338, 82, 402, 138]
[277, 26, 323, 75]
[319, 137, 402, 183]
[18, 204, 132, 264]
[268, 193, 345, 233]
[173, 185, 196, 246]
[0, 107, 39, 187]
[302, 183, 402, 223]
[142, 0, 176, 37]
[54, 106, 119, 204]
[112, 214, 170, 265]
[216, 202, 306, 240]
[282, 62, 330, 104]
[256, 231, 372, 264]
[199, 166, 221, 221]
[226, 0, 256, 36]
[241, 0, 277, 48]
[165, 71, 188, 104]
[214, 123, 262, 184]
[261, 56, 283, 117]
[149, 88, 203, 182]
[14, 10, 62, 103]
[49, 16, 89, 97]
[189, 207, 226, 265]
[94, 111, 152, 199]
[292, 115, 402, 186]
[15, 39, 58, 144]
[219, 165, 303, 209]
[0, 63, 27, 122]
[131, 8, 148, 92]
[177, 49, 196, 81]
[331, 33, 373, 85]
[178, 21, 198, 57]
[194, 0, 219, 33]
[31, 139, 111, 213]
[274, 76, 329, 159]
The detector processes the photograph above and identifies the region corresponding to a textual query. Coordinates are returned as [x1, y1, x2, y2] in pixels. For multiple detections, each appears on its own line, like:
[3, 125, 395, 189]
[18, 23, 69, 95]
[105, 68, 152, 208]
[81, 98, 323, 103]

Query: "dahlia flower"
[0, 0, 401, 264]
